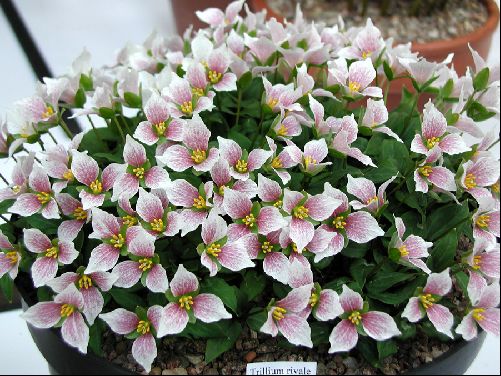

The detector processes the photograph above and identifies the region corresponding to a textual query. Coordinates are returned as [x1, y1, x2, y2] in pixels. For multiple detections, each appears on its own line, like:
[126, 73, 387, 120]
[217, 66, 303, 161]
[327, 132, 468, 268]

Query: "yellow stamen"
[42, 106, 54, 119]
[179, 296, 194, 310]
[45, 246, 58, 259]
[150, 218, 164, 233]
[136, 320, 150, 334]
[362, 51, 372, 59]
[193, 195, 207, 209]
[309, 292, 318, 308]
[291, 243, 299, 253]
[89, 179, 103, 195]
[418, 166, 433, 178]
[271, 157, 283, 169]
[207, 243, 222, 258]
[78, 275, 93, 290]
[267, 98, 279, 108]
[5, 251, 18, 265]
[293, 205, 309, 219]
[73, 206, 87, 221]
[235, 160, 248, 173]
[191, 149, 207, 164]
[138, 258, 153, 272]
[465, 173, 477, 190]
[63, 170, 74, 181]
[426, 137, 440, 150]
[261, 241, 273, 254]
[491, 181, 500, 193]
[12, 185, 21, 194]
[304, 155, 317, 169]
[123, 215, 138, 228]
[476, 214, 490, 229]
[218, 185, 226, 196]
[348, 81, 362, 93]
[60, 304, 74, 318]
[273, 200, 283, 209]
[276, 124, 288, 137]
[243, 213, 256, 227]
[154, 122, 167, 136]
[348, 311, 362, 325]
[192, 87, 205, 97]
[419, 293, 435, 310]
[208, 70, 222, 84]
[180, 101, 193, 115]
[272, 307, 287, 321]
[333, 216, 347, 229]
[399, 245, 409, 257]
[366, 196, 378, 205]
[472, 308, 486, 322]
[110, 234, 125, 249]
[36, 192, 51, 205]
[133, 167, 145, 180]
[472, 255, 482, 270]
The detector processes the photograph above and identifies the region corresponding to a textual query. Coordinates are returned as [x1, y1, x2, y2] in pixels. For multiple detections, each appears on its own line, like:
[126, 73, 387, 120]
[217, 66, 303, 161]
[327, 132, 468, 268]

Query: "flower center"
[291, 243, 299, 253]
[419, 166, 433, 177]
[309, 292, 318, 308]
[89, 179, 103, 195]
[348, 311, 362, 325]
[110, 234, 125, 249]
[60, 304, 74, 318]
[293, 205, 309, 219]
[207, 243, 222, 257]
[399, 245, 409, 257]
[491, 181, 500, 193]
[192, 87, 205, 97]
[218, 185, 226, 196]
[366, 196, 378, 205]
[272, 307, 287, 321]
[45, 246, 58, 259]
[133, 167, 145, 180]
[78, 275, 93, 290]
[242, 213, 256, 227]
[150, 218, 164, 233]
[179, 296, 194, 311]
[268, 98, 279, 108]
[348, 81, 361, 93]
[465, 173, 477, 190]
[208, 70, 222, 84]
[271, 157, 283, 169]
[6, 251, 18, 265]
[304, 155, 317, 169]
[419, 293, 435, 310]
[123, 215, 138, 227]
[476, 214, 490, 229]
[180, 101, 193, 115]
[191, 149, 207, 164]
[261, 241, 273, 254]
[136, 320, 150, 335]
[12, 185, 21, 194]
[154, 122, 167, 136]
[426, 137, 440, 150]
[472, 255, 482, 270]
[362, 51, 372, 59]
[42, 106, 55, 119]
[235, 160, 248, 173]
[63, 170, 74, 181]
[273, 200, 283, 208]
[333, 215, 347, 229]
[73, 206, 87, 221]
[277, 124, 288, 137]
[472, 308, 486, 322]
[36, 192, 51, 204]
[193, 195, 207, 209]
[138, 258, 153, 272]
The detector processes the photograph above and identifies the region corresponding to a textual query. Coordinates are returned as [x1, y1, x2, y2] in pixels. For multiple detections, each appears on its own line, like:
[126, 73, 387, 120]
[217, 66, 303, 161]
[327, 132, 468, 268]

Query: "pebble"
[244, 351, 257, 363]
[343, 356, 359, 369]
[161, 368, 188, 375]
[184, 355, 203, 366]
[116, 341, 127, 355]
[150, 367, 162, 375]
[204, 368, 219, 375]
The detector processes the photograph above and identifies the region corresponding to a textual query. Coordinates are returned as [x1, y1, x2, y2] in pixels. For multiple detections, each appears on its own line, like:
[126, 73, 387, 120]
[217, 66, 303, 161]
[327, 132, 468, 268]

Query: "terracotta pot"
[250, 0, 500, 108]
[170, 0, 234, 34]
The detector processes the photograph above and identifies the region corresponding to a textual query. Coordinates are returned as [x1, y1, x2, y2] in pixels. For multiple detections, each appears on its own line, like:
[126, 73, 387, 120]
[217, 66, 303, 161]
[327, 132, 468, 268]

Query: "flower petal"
[23, 228, 52, 253]
[277, 314, 313, 348]
[71, 151, 99, 186]
[477, 308, 500, 337]
[81, 287, 104, 325]
[345, 211, 384, 243]
[9, 193, 42, 217]
[89, 208, 121, 240]
[258, 206, 286, 235]
[201, 212, 227, 245]
[315, 289, 343, 322]
[423, 268, 452, 296]
[158, 303, 189, 336]
[124, 135, 146, 167]
[305, 194, 340, 222]
[263, 252, 290, 284]
[402, 297, 425, 323]
[219, 241, 254, 272]
[422, 102, 447, 139]
[145, 264, 169, 293]
[99, 308, 138, 335]
[193, 293, 232, 323]
[456, 313, 478, 341]
[85, 244, 120, 273]
[427, 303, 454, 338]
[428, 167, 457, 192]
[339, 285, 363, 313]
[170, 264, 199, 297]
[61, 312, 89, 354]
[22, 301, 62, 328]
[290, 217, 314, 253]
[31, 257, 58, 287]
[222, 188, 252, 219]
[134, 121, 159, 146]
[132, 333, 157, 373]
[112, 261, 142, 288]
[144, 167, 169, 189]
[362, 311, 401, 340]
[328, 319, 358, 353]
[278, 284, 313, 313]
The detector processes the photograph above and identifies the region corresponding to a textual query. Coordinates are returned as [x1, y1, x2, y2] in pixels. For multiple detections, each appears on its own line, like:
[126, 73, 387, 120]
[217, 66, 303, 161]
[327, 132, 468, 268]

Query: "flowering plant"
[1, 1, 500, 373]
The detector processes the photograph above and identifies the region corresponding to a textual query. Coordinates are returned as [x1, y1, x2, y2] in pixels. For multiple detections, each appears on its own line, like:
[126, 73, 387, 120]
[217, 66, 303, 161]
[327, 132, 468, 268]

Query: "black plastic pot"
[18, 275, 486, 375]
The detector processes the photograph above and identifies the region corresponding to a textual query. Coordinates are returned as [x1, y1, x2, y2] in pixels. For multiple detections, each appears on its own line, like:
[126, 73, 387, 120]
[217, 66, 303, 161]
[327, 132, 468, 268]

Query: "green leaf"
[366, 271, 415, 293]
[467, 101, 496, 122]
[79, 74, 94, 91]
[349, 259, 374, 289]
[310, 322, 331, 346]
[88, 319, 105, 356]
[182, 320, 233, 339]
[428, 229, 458, 272]
[377, 340, 398, 360]
[109, 288, 145, 311]
[473, 67, 490, 92]
[124, 92, 142, 108]
[424, 203, 470, 242]
[74, 88, 86, 108]
[383, 61, 394, 81]
[205, 322, 242, 364]
[0, 200, 14, 215]
[454, 271, 469, 298]
[93, 152, 124, 164]
[247, 309, 268, 332]
[201, 277, 238, 314]
[240, 270, 267, 302]
[0, 274, 14, 302]
[237, 71, 253, 90]
[16, 214, 59, 235]
[357, 337, 379, 368]
[367, 275, 427, 305]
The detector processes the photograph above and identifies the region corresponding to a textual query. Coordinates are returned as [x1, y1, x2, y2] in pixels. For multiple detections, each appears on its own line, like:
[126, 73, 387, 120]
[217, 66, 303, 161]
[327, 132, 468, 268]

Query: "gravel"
[265, 0, 489, 44]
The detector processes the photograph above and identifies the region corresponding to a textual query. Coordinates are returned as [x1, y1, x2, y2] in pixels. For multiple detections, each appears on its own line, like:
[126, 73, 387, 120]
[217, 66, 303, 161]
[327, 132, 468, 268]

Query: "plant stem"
[120, 115, 132, 134]
[47, 130, 58, 144]
[112, 117, 126, 142]
[487, 139, 500, 151]
[0, 214, 9, 223]
[86, 115, 103, 143]
[235, 91, 242, 129]
[59, 118, 73, 138]
[37, 140, 46, 151]
[0, 173, 9, 185]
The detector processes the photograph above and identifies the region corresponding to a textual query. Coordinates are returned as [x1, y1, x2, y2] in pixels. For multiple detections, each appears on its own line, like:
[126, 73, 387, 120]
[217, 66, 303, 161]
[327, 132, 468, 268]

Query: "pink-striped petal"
[478, 282, 500, 309]
[315, 289, 343, 322]
[282, 189, 305, 214]
[158, 303, 189, 336]
[213, 73, 237, 92]
[476, 308, 500, 337]
[456, 313, 478, 341]
[31, 257, 58, 287]
[427, 303, 454, 338]
[81, 286, 104, 325]
[290, 217, 314, 253]
[134, 121, 159, 146]
[263, 252, 290, 284]
[41, 199, 60, 219]
[54, 284, 84, 309]
[410, 135, 429, 155]
[328, 319, 358, 353]
[347, 175, 376, 206]
[90, 271, 117, 292]
[132, 333, 156, 373]
[222, 188, 252, 219]
[144, 167, 169, 189]
[339, 285, 364, 313]
[165, 119, 185, 142]
[362, 311, 401, 340]
[257, 206, 286, 235]
[89, 208, 120, 240]
[29, 166, 51, 193]
[257, 174, 281, 203]
[423, 269, 452, 296]
[157, 145, 194, 172]
[79, 191, 105, 211]
[136, 188, 164, 223]
[178, 209, 207, 236]
[414, 169, 429, 193]
[170, 264, 199, 297]
[58, 220, 84, 242]
[57, 241, 79, 264]
[9, 193, 42, 217]
[260, 311, 279, 337]
[247, 149, 272, 171]
[166, 179, 199, 207]
[193, 293, 232, 323]
[428, 167, 457, 191]
[217, 137, 242, 166]
[306, 194, 340, 222]
[112, 261, 143, 288]
[288, 258, 313, 288]
[145, 264, 169, 293]
[124, 135, 146, 167]
[345, 212, 384, 243]
[439, 134, 471, 155]
[196, 7, 225, 27]
[23, 228, 52, 253]
[193, 147, 218, 172]
[403, 235, 432, 258]
[219, 241, 254, 272]
[278, 284, 313, 313]
[85, 244, 120, 273]
[277, 314, 313, 348]
[99, 308, 139, 334]
[71, 151, 99, 186]
[22, 301, 62, 328]
[402, 297, 425, 323]
[467, 271, 487, 306]
[184, 114, 210, 152]
[201, 212, 227, 245]
[422, 102, 447, 139]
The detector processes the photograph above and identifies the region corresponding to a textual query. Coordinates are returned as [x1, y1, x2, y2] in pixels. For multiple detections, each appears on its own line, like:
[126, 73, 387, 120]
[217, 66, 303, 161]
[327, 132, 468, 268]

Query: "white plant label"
[246, 362, 317, 375]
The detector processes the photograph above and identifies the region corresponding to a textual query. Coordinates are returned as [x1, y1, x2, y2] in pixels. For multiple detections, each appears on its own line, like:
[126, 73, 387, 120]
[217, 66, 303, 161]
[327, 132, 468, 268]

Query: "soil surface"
[265, 0, 489, 44]
[103, 325, 454, 375]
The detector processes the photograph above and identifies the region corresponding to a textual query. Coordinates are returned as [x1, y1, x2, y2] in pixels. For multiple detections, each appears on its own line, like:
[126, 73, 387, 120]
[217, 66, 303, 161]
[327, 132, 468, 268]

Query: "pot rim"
[15, 274, 486, 376]
[250, 0, 500, 51]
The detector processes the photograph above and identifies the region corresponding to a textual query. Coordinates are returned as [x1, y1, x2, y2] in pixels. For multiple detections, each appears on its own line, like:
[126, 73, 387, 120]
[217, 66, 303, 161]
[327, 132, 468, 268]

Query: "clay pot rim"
[250, 0, 500, 52]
